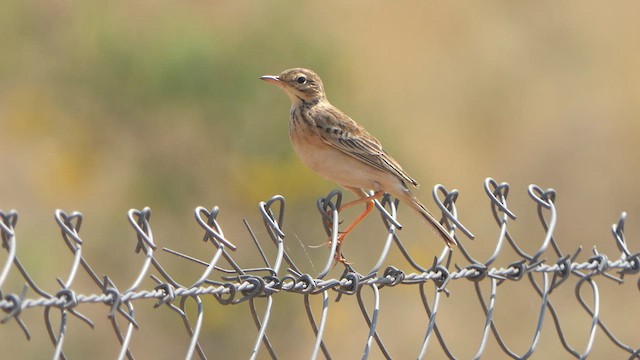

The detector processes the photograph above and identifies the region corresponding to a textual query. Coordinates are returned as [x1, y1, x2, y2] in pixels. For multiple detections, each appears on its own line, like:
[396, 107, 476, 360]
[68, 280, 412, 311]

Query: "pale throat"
[285, 90, 305, 106]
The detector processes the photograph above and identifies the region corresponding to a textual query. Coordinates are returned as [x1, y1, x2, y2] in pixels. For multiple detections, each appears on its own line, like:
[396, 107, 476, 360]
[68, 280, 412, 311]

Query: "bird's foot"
[332, 233, 352, 265]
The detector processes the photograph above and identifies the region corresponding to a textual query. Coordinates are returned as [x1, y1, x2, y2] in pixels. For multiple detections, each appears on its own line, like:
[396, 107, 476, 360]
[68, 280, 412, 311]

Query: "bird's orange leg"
[330, 191, 384, 263]
[338, 191, 384, 212]
[324, 190, 384, 227]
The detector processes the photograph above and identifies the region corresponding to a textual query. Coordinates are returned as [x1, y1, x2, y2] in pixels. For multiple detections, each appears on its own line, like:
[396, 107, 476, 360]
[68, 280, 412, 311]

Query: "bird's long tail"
[398, 189, 457, 248]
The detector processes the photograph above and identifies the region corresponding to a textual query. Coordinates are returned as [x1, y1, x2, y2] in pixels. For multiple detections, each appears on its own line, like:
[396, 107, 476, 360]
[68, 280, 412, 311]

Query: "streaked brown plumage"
[261, 68, 456, 255]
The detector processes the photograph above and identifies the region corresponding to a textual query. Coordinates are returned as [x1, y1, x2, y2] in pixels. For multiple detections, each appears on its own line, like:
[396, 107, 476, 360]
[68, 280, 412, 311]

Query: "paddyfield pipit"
[261, 68, 456, 259]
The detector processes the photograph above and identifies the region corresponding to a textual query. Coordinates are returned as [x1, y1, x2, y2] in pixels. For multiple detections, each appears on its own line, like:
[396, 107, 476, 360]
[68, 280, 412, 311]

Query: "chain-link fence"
[1, 177, 638, 359]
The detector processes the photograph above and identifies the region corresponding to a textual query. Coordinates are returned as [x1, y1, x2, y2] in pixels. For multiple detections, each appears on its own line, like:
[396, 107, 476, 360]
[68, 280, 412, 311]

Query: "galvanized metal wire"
[0, 177, 638, 359]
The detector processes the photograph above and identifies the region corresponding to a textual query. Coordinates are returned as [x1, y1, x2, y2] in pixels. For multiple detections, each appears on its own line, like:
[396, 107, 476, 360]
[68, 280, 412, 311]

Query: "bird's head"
[261, 68, 326, 104]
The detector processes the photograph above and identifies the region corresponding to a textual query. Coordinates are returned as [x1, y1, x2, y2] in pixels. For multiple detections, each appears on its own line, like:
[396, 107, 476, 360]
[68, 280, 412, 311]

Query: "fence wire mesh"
[0, 177, 638, 359]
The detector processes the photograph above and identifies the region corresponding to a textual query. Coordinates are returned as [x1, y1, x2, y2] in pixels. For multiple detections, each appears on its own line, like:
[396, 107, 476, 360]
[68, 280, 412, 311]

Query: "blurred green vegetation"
[1, 1, 639, 358]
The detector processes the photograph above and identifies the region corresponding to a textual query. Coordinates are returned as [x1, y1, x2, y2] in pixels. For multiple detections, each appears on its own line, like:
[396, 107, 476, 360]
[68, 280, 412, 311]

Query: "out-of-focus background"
[1, 1, 639, 358]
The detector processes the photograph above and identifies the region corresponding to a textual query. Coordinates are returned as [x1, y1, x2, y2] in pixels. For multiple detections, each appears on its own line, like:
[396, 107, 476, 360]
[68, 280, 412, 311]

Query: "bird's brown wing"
[312, 105, 419, 187]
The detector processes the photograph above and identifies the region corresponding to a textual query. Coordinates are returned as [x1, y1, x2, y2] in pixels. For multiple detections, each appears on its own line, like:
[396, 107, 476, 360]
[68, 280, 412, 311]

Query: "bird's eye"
[296, 76, 307, 84]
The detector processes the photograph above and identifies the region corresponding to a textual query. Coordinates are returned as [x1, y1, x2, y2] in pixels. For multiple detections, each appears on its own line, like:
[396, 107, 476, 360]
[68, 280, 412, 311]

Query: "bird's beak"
[260, 75, 282, 86]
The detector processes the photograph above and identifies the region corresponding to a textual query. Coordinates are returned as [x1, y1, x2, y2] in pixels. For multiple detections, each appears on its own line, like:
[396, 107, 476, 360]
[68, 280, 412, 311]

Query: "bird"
[260, 68, 456, 261]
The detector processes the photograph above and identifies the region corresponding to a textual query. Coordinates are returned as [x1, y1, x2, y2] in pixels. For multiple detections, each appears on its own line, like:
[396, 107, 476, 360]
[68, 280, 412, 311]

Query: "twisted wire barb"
[0, 178, 638, 359]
